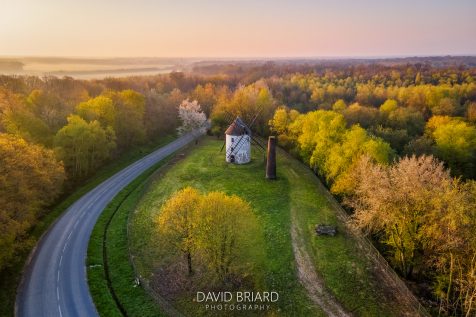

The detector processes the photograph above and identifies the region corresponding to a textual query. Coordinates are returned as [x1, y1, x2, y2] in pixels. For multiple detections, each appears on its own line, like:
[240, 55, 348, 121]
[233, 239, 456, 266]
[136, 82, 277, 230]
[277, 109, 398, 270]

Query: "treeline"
[267, 73, 476, 179]
[193, 58, 476, 84]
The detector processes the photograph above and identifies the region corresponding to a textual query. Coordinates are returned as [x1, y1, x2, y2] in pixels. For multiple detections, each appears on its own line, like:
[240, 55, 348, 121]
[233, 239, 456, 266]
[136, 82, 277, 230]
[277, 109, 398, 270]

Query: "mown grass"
[129, 138, 323, 316]
[130, 138, 406, 316]
[278, 149, 402, 316]
[0, 135, 174, 317]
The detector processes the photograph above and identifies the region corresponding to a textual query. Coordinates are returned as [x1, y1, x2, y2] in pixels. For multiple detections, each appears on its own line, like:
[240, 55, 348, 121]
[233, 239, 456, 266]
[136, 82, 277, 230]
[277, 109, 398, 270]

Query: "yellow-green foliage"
[426, 115, 476, 177]
[54, 115, 116, 178]
[156, 187, 262, 283]
[269, 108, 394, 194]
[379, 99, 398, 113]
[76, 96, 116, 128]
[156, 187, 201, 274]
[211, 82, 276, 135]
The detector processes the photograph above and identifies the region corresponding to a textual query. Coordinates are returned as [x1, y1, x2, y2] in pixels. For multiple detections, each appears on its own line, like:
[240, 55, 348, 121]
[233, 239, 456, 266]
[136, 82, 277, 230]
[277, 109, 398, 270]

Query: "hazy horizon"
[2, 54, 476, 59]
[1, 0, 475, 58]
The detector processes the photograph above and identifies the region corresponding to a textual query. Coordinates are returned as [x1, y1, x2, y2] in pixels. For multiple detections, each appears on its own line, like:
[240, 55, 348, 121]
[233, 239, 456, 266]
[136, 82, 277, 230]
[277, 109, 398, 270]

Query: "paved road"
[16, 131, 201, 317]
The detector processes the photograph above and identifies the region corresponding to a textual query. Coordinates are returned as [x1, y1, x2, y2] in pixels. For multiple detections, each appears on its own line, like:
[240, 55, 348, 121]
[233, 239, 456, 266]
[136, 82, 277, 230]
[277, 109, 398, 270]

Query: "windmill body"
[225, 117, 251, 164]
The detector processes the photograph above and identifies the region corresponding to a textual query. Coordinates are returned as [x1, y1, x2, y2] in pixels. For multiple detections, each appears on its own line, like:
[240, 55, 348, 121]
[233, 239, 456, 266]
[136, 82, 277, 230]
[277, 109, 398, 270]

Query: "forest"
[1, 58, 476, 315]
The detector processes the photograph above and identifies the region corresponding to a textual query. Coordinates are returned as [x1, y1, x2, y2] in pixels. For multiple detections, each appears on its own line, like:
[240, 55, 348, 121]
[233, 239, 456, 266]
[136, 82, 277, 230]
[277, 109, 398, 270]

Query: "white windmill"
[224, 117, 252, 164]
[220, 111, 265, 164]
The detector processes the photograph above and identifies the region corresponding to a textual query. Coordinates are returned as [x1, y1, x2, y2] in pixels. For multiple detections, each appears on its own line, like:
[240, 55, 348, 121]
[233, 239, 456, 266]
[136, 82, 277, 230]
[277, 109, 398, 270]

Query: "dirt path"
[290, 207, 351, 317]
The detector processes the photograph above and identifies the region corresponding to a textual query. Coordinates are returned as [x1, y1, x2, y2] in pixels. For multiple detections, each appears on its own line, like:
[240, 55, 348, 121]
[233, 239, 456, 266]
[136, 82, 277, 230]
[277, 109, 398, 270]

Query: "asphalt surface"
[16, 131, 201, 317]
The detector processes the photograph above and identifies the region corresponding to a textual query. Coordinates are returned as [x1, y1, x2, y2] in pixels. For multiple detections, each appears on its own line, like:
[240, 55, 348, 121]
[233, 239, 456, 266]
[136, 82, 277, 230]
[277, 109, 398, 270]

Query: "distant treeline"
[1, 59, 476, 315]
[0, 60, 23, 71]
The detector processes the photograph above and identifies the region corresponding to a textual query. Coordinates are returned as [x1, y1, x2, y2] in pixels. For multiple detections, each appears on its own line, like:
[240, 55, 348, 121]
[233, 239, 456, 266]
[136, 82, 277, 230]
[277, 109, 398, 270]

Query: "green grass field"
[279, 150, 404, 316]
[130, 139, 321, 316]
[128, 138, 406, 316]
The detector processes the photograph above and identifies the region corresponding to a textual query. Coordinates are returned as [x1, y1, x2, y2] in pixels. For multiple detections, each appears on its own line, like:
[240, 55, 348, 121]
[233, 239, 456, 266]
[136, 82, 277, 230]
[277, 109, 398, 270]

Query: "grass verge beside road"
[87, 155, 173, 317]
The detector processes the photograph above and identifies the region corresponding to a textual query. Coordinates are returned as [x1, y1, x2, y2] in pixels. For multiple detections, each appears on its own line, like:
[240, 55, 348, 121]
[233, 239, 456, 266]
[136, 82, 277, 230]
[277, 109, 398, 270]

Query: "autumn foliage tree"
[156, 187, 261, 284]
[211, 82, 276, 136]
[104, 90, 146, 149]
[76, 95, 116, 128]
[197, 191, 260, 282]
[0, 133, 64, 270]
[156, 187, 201, 275]
[426, 116, 476, 178]
[346, 155, 449, 277]
[346, 155, 476, 315]
[54, 115, 116, 179]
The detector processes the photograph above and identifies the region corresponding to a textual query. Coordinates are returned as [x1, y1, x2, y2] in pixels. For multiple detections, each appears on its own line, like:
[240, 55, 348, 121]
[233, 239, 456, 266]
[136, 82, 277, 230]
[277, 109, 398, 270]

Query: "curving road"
[16, 131, 201, 317]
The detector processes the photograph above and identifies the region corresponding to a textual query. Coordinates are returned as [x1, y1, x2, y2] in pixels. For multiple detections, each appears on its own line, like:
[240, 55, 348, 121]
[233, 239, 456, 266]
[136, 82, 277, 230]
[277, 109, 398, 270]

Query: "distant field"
[127, 138, 415, 316]
[0, 57, 194, 78]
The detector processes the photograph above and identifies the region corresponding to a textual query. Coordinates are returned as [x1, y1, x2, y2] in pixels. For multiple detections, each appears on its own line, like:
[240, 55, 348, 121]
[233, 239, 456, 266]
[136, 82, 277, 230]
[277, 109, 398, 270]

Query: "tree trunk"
[447, 252, 454, 309]
[186, 251, 193, 276]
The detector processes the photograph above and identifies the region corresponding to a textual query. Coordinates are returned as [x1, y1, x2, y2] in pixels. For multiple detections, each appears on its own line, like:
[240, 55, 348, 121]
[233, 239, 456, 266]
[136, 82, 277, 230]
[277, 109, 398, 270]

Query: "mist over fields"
[1, 56, 476, 79]
[0, 57, 195, 79]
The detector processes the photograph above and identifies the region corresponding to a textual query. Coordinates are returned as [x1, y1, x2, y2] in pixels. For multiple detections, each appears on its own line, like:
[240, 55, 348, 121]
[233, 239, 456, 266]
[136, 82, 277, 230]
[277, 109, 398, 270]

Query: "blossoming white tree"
[177, 99, 207, 135]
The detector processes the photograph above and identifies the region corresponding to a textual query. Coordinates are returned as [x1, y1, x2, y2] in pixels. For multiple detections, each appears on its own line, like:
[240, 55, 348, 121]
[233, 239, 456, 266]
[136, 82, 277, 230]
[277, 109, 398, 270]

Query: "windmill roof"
[225, 117, 251, 135]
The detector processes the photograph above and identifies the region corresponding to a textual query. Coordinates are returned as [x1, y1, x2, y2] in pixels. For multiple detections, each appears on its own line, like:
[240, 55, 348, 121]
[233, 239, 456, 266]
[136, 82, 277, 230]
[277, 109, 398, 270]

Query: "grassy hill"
[126, 137, 422, 316]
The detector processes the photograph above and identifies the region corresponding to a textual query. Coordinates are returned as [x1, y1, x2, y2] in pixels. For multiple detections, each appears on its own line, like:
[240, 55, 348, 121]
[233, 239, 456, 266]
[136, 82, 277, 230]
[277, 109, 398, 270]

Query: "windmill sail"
[221, 106, 263, 164]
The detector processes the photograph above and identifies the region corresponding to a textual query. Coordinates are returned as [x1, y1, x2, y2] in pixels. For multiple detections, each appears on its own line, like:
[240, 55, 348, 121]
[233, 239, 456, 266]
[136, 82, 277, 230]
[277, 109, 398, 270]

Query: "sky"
[0, 0, 475, 58]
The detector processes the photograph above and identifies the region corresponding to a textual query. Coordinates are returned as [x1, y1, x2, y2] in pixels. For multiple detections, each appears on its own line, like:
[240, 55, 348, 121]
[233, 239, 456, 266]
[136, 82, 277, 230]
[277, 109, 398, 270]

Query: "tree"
[467, 102, 476, 123]
[1, 107, 52, 146]
[0, 88, 52, 145]
[211, 83, 275, 136]
[0, 133, 64, 270]
[296, 110, 347, 166]
[372, 126, 410, 154]
[347, 154, 476, 315]
[177, 99, 207, 135]
[144, 89, 179, 138]
[189, 83, 218, 116]
[379, 99, 398, 114]
[423, 179, 476, 315]
[342, 103, 379, 129]
[347, 155, 450, 277]
[106, 90, 146, 149]
[26, 89, 68, 131]
[76, 96, 115, 128]
[332, 99, 347, 112]
[197, 191, 261, 282]
[403, 135, 434, 157]
[54, 115, 116, 178]
[431, 97, 459, 116]
[386, 107, 425, 136]
[430, 118, 476, 178]
[327, 125, 393, 195]
[268, 106, 300, 149]
[156, 187, 202, 275]
[156, 188, 262, 283]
